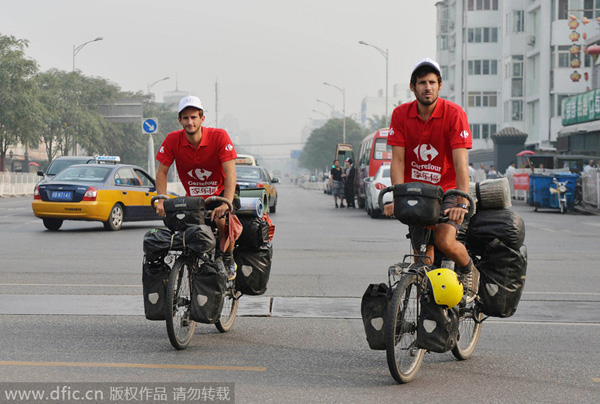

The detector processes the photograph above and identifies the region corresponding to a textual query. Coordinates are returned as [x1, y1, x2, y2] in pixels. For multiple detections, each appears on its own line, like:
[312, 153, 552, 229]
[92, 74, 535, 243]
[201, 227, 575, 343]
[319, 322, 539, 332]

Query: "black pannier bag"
[181, 225, 216, 255]
[478, 239, 527, 318]
[190, 262, 227, 324]
[163, 196, 205, 232]
[234, 244, 273, 296]
[143, 228, 174, 261]
[416, 284, 459, 353]
[237, 216, 270, 249]
[467, 208, 525, 255]
[360, 283, 390, 350]
[142, 259, 169, 320]
[393, 182, 443, 226]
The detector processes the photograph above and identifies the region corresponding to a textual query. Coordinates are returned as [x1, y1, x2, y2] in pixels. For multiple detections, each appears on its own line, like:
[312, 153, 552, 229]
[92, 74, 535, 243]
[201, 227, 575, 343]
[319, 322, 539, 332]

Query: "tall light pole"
[72, 37, 103, 72]
[323, 82, 346, 143]
[359, 40, 389, 127]
[312, 109, 328, 119]
[316, 99, 335, 118]
[147, 76, 170, 93]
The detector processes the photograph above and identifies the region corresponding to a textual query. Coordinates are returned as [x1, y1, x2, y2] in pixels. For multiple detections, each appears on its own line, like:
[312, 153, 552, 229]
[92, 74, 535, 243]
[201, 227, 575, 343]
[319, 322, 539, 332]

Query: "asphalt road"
[0, 182, 599, 403]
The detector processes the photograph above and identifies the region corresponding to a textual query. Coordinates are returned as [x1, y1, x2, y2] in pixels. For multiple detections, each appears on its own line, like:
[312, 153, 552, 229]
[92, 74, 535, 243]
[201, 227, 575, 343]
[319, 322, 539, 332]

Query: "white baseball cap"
[178, 95, 204, 114]
[411, 57, 442, 78]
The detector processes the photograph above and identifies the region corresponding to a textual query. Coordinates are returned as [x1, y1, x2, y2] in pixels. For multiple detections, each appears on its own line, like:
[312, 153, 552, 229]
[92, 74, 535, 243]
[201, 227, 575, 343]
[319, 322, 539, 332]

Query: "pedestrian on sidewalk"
[330, 159, 345, 208]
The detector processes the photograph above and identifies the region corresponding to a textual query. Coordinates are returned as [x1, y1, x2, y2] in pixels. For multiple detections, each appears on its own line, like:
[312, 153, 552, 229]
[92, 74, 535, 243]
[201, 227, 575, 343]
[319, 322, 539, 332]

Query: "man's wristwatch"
[458, 203, 469, 210]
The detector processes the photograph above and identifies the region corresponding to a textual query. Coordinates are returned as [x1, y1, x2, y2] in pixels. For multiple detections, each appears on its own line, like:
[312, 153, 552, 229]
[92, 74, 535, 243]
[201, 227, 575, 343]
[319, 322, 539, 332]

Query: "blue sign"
[142, 118, 158, 134]
[290, 150, 302, 159]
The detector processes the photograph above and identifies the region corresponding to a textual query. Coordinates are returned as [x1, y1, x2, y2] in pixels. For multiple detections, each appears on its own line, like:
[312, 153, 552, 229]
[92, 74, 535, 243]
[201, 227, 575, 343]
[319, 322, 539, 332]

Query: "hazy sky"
[1, 0, 438, 164]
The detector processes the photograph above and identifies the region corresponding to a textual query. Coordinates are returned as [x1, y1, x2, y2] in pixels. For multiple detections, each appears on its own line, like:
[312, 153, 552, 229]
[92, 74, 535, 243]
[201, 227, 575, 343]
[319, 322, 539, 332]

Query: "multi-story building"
[436, 0, 596, 155]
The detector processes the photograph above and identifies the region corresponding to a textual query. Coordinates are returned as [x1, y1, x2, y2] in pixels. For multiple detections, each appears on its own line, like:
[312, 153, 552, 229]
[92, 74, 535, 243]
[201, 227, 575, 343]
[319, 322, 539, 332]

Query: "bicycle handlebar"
[150, 195, 233, 213]
[377, 186, 477, 221]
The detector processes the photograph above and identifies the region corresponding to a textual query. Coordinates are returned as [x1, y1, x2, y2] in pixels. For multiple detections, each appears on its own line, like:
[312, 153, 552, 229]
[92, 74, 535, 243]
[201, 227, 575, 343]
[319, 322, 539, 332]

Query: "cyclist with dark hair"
[383, 58, 474, 285]
[154, 95, 240, 279]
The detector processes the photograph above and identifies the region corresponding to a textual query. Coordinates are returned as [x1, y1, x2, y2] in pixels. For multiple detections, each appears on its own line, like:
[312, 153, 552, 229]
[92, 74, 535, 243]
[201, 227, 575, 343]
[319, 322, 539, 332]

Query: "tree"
[367, 115, 389, 133]
[33, 69, 120, 162]
[0, 33, 39, 171]
[299, 118, 367, 171]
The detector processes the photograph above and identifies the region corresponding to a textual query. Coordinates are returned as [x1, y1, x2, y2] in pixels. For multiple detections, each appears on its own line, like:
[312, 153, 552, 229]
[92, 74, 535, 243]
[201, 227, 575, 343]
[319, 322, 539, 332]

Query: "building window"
[513, 10, 525, 32]
[468, 27, 499, 43]
[585, 52, 594, 68]
[512, 100, 523, 121]
[439, 35, 448, 50]
[512, 78, 523, 97]
[482, 124, 497, 139]
[468, 0, 499, 11]
[555, 45, 571, 68]
[441, 66, 449, 80]
[584, 0, 600, 18]
[470, 124, 481, 139]
[468, 59, 498, 75]
[558, 0, 569, 20]
[468, 92, 498, 107]
[556, 94, 572, 116]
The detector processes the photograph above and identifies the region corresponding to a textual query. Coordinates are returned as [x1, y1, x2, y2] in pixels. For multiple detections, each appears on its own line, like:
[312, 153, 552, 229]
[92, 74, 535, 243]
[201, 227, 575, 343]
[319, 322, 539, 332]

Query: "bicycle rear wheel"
[452, 269, 482, 360]
[215, 280, 239, 333]
[386, 273, 425, 384]
[165, 257, 196, 350]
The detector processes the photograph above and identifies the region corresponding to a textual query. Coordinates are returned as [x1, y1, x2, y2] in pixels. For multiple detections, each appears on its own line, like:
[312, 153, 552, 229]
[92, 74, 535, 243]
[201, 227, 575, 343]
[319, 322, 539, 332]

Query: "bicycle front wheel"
[165, 257, 196, 350]
[215, 280, 239, 333]
[386, 273, 425, 384]
[452, 269, 483, 360]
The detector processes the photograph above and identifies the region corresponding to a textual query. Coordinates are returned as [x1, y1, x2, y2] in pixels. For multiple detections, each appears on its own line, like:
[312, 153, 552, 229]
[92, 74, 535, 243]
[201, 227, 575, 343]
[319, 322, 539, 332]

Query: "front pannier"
[360, 283, 390, 350]
[416, 285, 459, 353]
[142, 259, 169, 320]
[190, 262, 227, 324]
[163, 196, 205, 232]
[393, 182, 443, 226]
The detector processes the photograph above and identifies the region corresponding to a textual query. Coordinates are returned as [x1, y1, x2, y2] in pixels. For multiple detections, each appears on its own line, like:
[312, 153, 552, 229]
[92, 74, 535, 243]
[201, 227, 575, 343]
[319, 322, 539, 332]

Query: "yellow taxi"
[236, 165, 279, 213]
[234, 154, 258, 166]
[32, 156, 167, 231]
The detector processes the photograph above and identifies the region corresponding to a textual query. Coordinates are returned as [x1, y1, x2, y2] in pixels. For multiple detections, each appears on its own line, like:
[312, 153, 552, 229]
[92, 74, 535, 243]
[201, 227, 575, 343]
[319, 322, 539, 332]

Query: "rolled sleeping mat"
[239, 187, 269, 210]
[237, 197, 265, 217]
[469, 178, 511, 210]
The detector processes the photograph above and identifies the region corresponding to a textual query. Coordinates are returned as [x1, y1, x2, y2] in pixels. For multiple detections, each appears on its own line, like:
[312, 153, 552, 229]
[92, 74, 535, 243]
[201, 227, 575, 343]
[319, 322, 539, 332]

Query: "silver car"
[364, 164, 392, 218]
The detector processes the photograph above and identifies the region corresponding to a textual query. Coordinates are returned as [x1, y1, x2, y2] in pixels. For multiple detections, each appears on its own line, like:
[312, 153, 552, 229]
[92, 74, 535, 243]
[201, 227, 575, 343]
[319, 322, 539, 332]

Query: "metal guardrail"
[0, 173, 38, 197]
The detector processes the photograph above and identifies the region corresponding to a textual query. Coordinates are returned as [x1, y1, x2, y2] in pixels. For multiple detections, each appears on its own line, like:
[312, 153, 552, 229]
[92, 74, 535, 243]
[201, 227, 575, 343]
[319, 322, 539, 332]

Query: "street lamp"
[359, 40, 389, 127]
[312, 109, 328, 119]
[148, 76, 170, 93]
[323, 82, 346, 143]
[316, 99, 335, 118]
[73, 37, 103, 72]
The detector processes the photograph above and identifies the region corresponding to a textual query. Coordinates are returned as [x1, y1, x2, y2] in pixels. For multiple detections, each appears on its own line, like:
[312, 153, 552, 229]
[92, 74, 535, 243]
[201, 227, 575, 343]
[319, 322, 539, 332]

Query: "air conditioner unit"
[449, 21, 455, 29]
[527, 35, 535, 46]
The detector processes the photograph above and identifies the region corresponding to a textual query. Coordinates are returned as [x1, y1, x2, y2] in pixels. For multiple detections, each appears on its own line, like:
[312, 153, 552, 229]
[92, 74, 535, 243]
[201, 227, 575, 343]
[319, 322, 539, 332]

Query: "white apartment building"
[436, 0, 596, 151]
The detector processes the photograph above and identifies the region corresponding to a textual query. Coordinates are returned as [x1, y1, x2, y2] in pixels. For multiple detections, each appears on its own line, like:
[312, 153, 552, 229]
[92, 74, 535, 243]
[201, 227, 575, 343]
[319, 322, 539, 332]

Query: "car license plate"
[51, 191, 73, 201]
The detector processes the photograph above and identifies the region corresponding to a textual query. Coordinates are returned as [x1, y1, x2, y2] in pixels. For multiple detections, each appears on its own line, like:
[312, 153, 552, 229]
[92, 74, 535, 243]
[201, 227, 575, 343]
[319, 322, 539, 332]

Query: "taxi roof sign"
[96, 155, 121, 164]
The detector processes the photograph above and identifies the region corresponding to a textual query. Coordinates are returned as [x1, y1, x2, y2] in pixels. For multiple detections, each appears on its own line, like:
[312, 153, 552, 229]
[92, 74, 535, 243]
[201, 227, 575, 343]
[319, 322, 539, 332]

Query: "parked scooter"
[549, 177, 570, 214]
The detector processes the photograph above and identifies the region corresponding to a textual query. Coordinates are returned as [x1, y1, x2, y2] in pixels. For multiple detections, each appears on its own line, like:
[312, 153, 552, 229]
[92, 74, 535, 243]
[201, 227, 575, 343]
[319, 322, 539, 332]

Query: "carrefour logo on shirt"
[460, 130, 469, 139]
[225, 144, 233, 151]
[414, 144, 439, 162]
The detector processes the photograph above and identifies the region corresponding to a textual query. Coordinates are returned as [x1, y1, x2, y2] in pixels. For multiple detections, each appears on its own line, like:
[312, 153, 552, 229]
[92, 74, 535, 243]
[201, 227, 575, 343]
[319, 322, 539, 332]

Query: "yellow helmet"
[426, 268, 463, 308]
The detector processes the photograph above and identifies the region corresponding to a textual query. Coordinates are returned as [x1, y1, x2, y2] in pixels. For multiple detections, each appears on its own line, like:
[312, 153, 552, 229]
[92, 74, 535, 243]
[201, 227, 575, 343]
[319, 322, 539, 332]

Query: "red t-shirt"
[156, 127, 237, 198]
[387, 98, 472, 192]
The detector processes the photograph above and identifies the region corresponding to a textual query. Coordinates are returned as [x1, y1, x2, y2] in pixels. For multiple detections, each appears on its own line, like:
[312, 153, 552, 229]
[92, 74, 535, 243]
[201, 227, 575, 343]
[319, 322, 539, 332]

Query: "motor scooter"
[549, 177, 570, 214]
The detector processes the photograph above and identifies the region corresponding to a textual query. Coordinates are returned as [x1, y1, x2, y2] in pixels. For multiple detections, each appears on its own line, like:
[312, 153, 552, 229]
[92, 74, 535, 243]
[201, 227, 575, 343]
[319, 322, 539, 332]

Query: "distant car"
[32, 161, 167, 231]
[236, 165, 279, 213]
[37, 156, 96, 185]
[234, 154, 258, 166]
[364, 165, 392, 219]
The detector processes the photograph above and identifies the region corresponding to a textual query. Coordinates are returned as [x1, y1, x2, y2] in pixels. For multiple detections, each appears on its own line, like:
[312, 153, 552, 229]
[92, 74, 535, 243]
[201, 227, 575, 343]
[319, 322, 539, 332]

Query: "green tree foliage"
[0, 33, 39, 171]
[299, 118, 367, 171]
[367, 114, 389, 133]
[33, 69, 121, 162]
